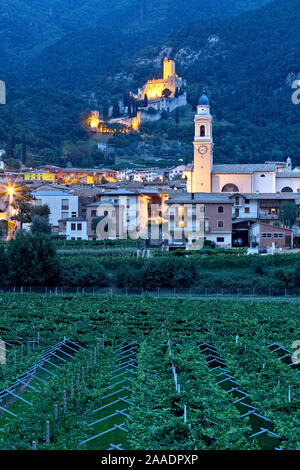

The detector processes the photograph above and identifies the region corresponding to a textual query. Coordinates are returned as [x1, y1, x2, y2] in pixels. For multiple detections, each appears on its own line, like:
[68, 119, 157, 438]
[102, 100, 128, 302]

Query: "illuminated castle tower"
[186, 92, 213, 193]
[163, 58, 175, 80]
[138, 57, 184, 100]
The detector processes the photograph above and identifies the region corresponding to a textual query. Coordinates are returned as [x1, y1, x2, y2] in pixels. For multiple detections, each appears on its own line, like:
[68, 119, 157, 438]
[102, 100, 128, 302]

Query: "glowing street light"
[0, 179, 23, 219]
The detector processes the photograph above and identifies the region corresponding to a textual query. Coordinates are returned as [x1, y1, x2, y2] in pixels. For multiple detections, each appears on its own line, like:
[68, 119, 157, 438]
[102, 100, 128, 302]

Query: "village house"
[58, 217, 88, 241]
[32, 190, 79, 232]
[249, 222, 293, 249]
[166, 193, 233, 249]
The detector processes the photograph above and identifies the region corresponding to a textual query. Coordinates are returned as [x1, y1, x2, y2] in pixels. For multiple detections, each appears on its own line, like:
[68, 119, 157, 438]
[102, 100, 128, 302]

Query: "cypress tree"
[22, 133, 27, 164]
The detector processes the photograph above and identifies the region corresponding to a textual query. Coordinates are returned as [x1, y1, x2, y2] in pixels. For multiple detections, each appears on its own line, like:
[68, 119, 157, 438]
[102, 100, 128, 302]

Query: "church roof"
[212, 164, 277, 175]
[167, 193, 232, 204]
[276, 171, 300, 178]
[198, 94, 209, 106]
[230, 193, 298, 200]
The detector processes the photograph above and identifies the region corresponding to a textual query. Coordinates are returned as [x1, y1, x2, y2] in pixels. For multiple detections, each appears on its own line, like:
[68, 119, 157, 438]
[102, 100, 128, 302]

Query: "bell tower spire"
[190, 91, 213, 192]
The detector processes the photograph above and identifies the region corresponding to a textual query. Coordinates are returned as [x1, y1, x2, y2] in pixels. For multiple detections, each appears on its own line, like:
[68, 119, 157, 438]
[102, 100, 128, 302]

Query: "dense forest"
[2, 0, 300, 168]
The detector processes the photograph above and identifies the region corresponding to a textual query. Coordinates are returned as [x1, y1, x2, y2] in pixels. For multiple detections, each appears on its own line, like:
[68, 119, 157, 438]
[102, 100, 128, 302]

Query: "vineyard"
[0, 293, 299, 450]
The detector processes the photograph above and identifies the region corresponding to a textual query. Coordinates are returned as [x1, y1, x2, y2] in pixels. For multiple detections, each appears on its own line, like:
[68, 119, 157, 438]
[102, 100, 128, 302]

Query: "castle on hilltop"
[138, 58, 185, 101]
[136, 57, 187, 119]
[87, 57, 187, 133]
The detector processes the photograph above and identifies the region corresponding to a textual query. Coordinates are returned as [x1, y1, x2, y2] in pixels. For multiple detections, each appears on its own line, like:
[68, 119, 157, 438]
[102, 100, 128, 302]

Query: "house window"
[61, 212, 68, 219]
[71, 211, 77, 217]
[71, 223, 76, 231]
[91, 210, 97, 217]
[245, 199, 250, 204]
[77, 224, 82, 231]
[217, 237, 225, 243]
[260, 174, 266, 178]
[235, 197, 239, 205]
[61, 199, 69, 211]
[218, 206, 224, 213]
[217, 220, 224, 228]
[274, 233, 283, 239]
[245, 207, 250, 214]
[262, 233, 272, 238]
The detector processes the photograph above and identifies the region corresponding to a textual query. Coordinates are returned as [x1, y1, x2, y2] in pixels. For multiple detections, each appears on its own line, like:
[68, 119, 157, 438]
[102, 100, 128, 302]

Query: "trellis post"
[70, 381, 74, 401]
[63, 390, 67, 412]
[45, 421, 50, 446]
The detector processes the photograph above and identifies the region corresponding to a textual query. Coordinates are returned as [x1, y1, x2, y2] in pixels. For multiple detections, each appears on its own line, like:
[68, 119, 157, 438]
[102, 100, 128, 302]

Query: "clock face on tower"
[198, 145, 208, 155]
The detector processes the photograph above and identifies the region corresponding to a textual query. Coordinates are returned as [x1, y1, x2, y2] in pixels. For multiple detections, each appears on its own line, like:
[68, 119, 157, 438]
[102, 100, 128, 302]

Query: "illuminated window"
[178, 206, 185, 216]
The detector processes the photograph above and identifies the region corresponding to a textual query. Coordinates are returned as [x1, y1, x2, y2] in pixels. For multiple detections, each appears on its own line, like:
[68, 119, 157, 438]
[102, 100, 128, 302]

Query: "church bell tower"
[191, 93, 213, 192]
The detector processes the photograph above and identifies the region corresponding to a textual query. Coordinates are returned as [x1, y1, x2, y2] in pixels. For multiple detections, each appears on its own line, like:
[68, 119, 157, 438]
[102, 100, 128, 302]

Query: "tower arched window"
[200, 125, 205, 137]
[222, 184, 239, 193]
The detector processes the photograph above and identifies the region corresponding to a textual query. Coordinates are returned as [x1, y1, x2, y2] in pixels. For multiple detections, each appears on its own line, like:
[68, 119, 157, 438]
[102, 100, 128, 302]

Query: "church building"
[185, 94, 300, 194]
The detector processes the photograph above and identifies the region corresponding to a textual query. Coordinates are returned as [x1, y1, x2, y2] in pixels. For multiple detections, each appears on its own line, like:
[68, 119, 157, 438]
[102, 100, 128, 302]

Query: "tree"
[162, 88, 172, 98]
[279, 203, 298, 228]
[31, 215, 51, 234]
[147, 107, 157, 115]
[112, 101, 120, 118]
[11, 185, 33, 228]
[6, 232, 58, 285]
[6, 134, 15, 159]
[60, 257, 106, 287]
[21, 134, 27, 164]
[127, 100, 132, 115]
[31, 204, 50, 220]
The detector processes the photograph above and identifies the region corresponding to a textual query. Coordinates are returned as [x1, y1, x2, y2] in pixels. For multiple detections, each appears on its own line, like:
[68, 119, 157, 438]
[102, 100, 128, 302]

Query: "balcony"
[233, 212, 257, 220]
[259, 213, 279, 220]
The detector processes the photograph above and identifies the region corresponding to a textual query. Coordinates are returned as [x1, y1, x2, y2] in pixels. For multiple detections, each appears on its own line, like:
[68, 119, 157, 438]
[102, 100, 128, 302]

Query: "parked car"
[258, 246, 268, 254]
